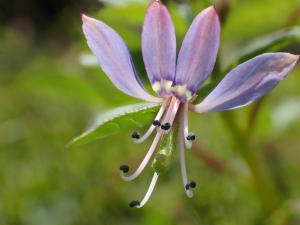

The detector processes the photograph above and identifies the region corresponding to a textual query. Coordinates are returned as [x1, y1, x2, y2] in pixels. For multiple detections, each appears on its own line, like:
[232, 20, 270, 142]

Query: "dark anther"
[186, 133, 196, 141]
[131, 131, 140, 139]
[189, 180, 197, 189]
[185, 183, 190, 190]
[161, 122, 171, 131]
[120, 165, 129, 173]
[152, 120, 161, 127]
[129, 200, 140, 208]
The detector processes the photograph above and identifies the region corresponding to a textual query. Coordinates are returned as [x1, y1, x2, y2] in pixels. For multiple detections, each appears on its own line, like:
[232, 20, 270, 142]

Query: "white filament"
[121, 132, 162, 181]
[168, 98, 181, 125]
[179, 106, 193, 198]
[134, 99, 169, 144]
[160, 97, 181, 134]
[136, 172, 160, 208]
[183, 103, 192, 149]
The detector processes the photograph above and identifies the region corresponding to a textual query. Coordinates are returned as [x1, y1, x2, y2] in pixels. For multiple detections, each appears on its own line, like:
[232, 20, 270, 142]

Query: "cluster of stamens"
[119, 97, 197, 208]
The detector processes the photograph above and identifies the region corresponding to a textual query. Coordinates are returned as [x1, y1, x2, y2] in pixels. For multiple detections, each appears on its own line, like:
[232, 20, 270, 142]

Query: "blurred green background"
[1, 0, 300, 224]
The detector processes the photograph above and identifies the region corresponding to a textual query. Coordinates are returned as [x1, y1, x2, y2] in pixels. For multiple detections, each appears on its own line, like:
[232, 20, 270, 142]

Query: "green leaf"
[68, 102, 160, 147]
[225, 27, 300, 73]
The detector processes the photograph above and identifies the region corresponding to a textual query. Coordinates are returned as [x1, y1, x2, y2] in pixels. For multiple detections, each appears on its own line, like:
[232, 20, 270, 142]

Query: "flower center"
[172, 84, 193, 102]
[152, 80, 194, 102]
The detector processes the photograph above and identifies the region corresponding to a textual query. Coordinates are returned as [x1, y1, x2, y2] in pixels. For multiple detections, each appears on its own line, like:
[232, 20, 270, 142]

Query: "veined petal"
[193, 53, 299, 113]
[142, 0, 176, 96]
[82, 15, 161, 103]
[174, 6, 220, 99]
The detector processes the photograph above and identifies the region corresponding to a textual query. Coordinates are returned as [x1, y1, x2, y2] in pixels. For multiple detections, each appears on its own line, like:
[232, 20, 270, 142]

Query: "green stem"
[221, 111, 280, 214]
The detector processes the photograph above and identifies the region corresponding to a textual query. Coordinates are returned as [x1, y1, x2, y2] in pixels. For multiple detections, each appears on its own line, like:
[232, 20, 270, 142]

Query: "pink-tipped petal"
[174, 6, 220, 96]
[82, 14, 161, 102]
[193, 53, 299, 113]
[142, 1, 176, 95]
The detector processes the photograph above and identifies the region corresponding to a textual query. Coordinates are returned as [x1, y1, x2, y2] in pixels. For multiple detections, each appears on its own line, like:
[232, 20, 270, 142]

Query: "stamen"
[185, 181, 197, 190]
[160, 97, 180, 134]
[131, 131, 140, 140]
[129, 200, 140, 208]
[183, 103, 193, 149]
[179, 106, 194, 198]
[152, 120, 161, 127]
[189, 180, 197, 189]
[186, 133, 196, 141]
[120, 132, 163, 181]
[119, 164, 129, 173]
[134, 172, 160, 208]
[161, 122, 171, 131]
[133, 99, 169, 144]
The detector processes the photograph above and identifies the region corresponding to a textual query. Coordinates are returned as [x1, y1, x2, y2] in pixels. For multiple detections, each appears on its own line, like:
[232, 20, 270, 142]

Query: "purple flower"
[82, 0, 298, 208]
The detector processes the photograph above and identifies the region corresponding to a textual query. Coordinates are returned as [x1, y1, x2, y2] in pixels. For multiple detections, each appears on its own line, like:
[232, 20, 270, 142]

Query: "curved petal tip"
[142, 0, 176, 95]
[193, 52, 299, 113]
[81, 14, 89, 23]
[81, 14, 97, 28]
[175, 5, 220, 94]
[287, 53, 299, 62]
[205, 5, 219, 17]
[203, 6, 220, 31]
[81, 14, 161, 102]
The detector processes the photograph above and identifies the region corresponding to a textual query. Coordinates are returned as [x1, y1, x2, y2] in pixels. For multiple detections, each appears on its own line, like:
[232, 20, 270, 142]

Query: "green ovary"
[152, 123, 178, 173]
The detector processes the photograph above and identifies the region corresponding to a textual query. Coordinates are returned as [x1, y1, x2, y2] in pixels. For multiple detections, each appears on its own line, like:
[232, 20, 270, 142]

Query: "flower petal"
[82, 14, 161, 103]
[193, 53, 299, 113]
[174, 6, 220, 98]
[142, 1, 176, 95]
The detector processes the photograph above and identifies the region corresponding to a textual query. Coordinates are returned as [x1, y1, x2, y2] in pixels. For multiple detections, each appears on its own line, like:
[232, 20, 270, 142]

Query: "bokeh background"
[1, 0, 300, 224]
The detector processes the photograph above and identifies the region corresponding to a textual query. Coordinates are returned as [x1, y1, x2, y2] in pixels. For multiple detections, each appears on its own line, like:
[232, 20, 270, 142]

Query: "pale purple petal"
[193, 53, 299, 113]
[142, 1, 176, 95]
[82, 15, 161, 103]
[174, 6, 220, 95]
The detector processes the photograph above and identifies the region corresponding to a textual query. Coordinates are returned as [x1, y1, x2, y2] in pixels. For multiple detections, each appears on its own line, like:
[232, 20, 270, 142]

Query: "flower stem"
[221, 111, 280, 214]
